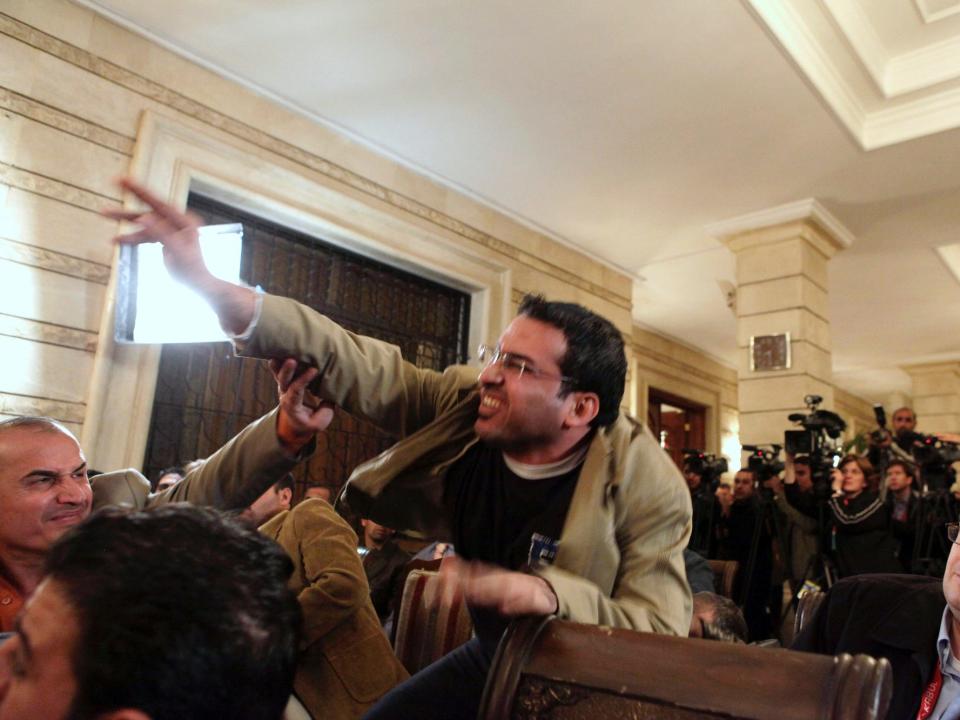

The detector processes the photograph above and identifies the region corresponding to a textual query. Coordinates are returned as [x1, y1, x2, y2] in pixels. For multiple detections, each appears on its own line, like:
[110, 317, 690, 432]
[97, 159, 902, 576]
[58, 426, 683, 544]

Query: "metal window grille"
[141, 193, 470, 499]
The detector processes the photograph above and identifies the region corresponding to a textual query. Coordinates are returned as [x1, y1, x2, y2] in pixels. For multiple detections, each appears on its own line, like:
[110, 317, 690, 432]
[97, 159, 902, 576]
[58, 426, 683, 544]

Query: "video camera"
[912, 434, 960, 491]
[870, 404, 889, 445]
[784, 394, 846, 492]
[742, 445, 784, 483]
[682, 449, 728, 491]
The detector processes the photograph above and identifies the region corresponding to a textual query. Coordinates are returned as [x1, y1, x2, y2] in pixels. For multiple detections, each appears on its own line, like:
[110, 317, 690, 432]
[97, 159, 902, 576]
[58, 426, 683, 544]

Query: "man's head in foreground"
[0, 417, 90, 563]
[475, 294, 626, 461]
[0, 505, 300, 720]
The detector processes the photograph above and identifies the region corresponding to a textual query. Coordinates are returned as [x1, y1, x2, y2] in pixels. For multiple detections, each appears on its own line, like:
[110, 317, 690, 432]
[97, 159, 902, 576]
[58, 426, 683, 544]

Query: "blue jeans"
[362, 636, 496, 720]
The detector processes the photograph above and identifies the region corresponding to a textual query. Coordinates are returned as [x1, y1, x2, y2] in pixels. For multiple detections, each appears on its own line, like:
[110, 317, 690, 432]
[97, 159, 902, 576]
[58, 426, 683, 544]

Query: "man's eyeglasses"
[476, 344, 575, 384]
[947, 523, 960, 544]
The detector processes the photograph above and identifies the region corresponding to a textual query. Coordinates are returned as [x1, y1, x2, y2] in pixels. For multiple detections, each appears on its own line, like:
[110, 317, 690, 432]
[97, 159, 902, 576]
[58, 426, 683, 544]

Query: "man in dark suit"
[792, 540, 957, 718]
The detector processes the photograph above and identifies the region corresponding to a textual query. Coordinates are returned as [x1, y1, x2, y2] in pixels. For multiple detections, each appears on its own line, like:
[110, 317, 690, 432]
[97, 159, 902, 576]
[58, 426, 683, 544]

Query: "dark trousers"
[362, 636, 496, 720]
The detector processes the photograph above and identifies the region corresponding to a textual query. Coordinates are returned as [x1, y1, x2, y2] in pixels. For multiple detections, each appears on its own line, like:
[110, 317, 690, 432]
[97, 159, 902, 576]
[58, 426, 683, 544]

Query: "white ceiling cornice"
[746, 0, 960, 149]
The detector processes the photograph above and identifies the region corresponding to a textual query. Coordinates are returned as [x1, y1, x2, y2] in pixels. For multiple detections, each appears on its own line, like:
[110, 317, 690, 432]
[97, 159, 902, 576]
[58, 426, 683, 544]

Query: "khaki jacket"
[240, 294, 692, 635]
[260, 500, 408, 720]
[90, 407, 309, 512]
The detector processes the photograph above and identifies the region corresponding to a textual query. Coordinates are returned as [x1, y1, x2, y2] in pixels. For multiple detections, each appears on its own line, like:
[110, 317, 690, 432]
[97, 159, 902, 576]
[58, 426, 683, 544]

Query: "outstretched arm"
[103, 177, 256, 336]
[152, 358, 331, 510]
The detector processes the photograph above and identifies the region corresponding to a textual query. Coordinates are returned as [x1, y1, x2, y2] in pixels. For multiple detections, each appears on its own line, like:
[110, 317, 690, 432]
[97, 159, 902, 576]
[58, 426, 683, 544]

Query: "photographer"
[828, 455, 900, 578]
[684, 456, 718, 557]
[884, 459, 919, 572]
[868, 407, 920, 479]
[764, 454, 817, 587]
[716, 470, 773, 641]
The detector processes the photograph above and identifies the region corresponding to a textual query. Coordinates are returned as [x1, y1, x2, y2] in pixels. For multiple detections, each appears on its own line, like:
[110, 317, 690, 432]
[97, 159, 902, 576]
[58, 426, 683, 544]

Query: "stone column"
[902, 362, 960, 433]
[711, 201, 853, 447]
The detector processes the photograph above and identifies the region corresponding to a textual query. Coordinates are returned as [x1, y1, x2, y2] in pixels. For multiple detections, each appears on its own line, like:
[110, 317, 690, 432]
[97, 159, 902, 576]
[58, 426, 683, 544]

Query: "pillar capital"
[708, 198, 854, 259]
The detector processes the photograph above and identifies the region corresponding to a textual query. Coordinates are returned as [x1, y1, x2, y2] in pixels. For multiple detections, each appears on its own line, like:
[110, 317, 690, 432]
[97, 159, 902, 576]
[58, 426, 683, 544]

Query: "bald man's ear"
[98, 710, 151, 720]
[564, 392, 599, 429]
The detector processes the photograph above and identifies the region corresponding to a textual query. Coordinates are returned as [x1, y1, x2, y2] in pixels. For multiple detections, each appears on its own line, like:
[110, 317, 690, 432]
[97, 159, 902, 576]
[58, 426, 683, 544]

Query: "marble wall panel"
[0, 335, 93, 404]
[0, 259, 105, 331]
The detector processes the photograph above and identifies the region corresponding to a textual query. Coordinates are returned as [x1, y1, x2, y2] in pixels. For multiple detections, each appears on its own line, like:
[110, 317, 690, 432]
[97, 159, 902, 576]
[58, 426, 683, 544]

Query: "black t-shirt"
[443, 441, 582, 642]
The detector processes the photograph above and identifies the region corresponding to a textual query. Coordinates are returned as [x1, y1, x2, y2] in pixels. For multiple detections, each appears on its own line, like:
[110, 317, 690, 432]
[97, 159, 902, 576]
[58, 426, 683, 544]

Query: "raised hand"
[103, 177, 256, 335]
[102, 178, 212, 287]
[271, 358, 336, 454]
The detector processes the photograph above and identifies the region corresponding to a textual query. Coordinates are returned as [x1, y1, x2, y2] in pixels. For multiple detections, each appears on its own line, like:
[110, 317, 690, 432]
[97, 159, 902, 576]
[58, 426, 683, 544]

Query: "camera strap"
[917, 663, 942, 720]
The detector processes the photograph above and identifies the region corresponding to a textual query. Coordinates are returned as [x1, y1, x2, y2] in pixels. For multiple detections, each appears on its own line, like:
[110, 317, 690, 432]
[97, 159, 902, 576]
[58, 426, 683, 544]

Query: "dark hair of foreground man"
[0, 505, 301, 720]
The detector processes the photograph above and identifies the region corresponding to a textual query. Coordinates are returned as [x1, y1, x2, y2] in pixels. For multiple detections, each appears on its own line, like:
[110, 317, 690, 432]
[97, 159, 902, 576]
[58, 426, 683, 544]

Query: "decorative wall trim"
[0, 237, 111, 284]
[0, 12, 630, 310]
[0, 391, 86, 423]
[0, 312, 98, 352]
[0, 87, 134, 154]
[0, 161, 119, 213]
[633, 346, 738, 395]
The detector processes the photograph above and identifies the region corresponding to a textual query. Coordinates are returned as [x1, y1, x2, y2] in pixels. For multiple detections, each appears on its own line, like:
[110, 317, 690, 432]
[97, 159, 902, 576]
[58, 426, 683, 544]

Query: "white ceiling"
[78, 0, 960, 404]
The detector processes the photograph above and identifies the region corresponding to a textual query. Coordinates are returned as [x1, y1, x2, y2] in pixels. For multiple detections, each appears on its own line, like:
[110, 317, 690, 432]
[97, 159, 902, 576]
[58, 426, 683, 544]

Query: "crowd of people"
[1, 176, 958, 719]
[684, 404, 960, 646]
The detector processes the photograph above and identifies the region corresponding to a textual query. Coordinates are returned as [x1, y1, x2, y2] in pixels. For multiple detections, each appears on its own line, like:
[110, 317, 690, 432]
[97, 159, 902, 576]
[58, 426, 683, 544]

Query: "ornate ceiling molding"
[746, 0, 960, 149]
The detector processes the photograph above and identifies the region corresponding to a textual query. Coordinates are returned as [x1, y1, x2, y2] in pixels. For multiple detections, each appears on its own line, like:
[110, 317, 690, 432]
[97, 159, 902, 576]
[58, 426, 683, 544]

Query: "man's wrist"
[199, 278, 257, 336]
[275, 412, 315, 455]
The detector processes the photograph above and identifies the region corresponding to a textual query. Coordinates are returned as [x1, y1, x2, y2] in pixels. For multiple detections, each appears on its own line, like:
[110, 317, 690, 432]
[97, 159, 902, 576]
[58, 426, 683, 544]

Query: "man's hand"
[869, 429, 892, 448]
[103, 178, 211, 287]
[438, 556, 558, 617]
[272, 358, 335, 455]
[830, 467, 843, 495]
[103, 178, 256, 335]
[763, 475, 784, 495]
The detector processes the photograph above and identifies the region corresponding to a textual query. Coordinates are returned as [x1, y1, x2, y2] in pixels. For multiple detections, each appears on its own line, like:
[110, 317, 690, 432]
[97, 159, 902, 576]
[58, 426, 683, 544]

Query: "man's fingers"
[101, 209, 149, 222]
[117, 177, 180, 217]
[113, 227, 165, 246]
[276, 359, 301, 393]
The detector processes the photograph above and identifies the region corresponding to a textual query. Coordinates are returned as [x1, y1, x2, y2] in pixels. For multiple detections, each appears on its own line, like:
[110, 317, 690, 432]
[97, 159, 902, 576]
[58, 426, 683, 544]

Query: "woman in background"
[828, 455, 900, 577]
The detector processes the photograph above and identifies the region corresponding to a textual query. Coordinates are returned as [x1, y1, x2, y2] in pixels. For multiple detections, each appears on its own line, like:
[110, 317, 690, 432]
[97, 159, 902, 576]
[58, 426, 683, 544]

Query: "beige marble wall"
[1, 0, 635, 450]
[903, 362, 960, 434]
[833, 388, 877, 445]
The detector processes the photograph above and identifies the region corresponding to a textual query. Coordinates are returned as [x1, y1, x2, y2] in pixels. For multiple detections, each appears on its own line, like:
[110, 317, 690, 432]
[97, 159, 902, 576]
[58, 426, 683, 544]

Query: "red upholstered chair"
[392, 569, 474, 675]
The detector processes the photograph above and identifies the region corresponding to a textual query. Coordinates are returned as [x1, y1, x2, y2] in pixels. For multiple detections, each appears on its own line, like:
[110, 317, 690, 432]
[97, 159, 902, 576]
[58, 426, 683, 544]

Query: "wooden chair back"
[707, 559, 739, 598]
[794, 589, 826, 638]
[479, 616, 892, 720]
[392, 569, 474, 675]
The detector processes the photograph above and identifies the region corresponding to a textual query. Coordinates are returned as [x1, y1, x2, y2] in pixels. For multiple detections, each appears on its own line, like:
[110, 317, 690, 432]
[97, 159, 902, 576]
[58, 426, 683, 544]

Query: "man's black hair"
[517, 294, 626, 427]
[693, 591, 749, 643]
[886, 458, 917, 481]
[276, 472, 296, 493]
[47, 505, 300, 720]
